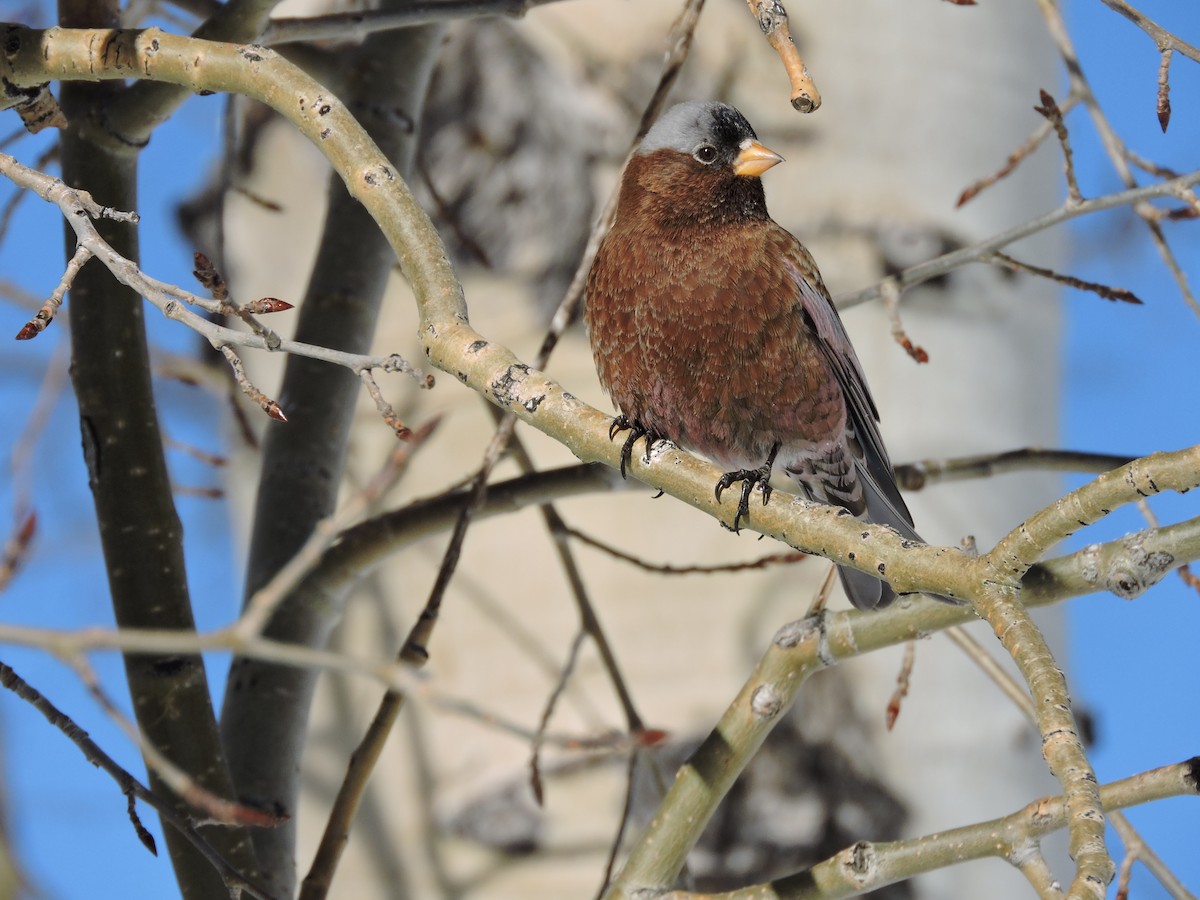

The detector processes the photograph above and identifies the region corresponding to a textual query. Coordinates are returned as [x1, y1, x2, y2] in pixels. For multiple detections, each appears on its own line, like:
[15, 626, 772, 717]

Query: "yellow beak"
[732, 139, 784, 177]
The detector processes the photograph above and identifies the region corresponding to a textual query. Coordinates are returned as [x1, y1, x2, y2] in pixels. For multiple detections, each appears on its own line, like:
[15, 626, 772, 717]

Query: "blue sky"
[0, 2, 1197, 898]
[1062, 2, 1200, 896]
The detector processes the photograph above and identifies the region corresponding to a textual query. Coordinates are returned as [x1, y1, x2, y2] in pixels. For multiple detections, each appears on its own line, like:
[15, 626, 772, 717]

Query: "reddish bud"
[636, 728, 669, 748]
[244, 297, 293, 314]
[17, 510, 35, 545]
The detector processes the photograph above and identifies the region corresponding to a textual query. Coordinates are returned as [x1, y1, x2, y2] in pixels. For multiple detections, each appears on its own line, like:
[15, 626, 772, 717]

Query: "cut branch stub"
[745, 0, 821, 112]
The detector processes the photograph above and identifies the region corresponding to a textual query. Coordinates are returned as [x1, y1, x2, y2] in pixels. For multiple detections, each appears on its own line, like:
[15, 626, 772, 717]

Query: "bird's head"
[623, 101, 783, 226]
[639, 101, 784, 176]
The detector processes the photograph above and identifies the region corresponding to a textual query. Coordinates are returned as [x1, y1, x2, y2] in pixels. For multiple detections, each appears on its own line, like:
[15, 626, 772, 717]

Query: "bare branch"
[14, 242, 92, 339]
[881, 277, 929, 363]
[894, 447, 1135, 491]
[1096, 0, 1200, 64]
[216, 343, 287, 421]
[884, 640, 916, 731]
[1034, 0, 1199, 315]
[0, 151, 433, 406]
[957, 95, 1080, 207]
[990, 251, 1143, 304]
[837, 165, 1200, 310]
[1158, 48, 1172, 132]
[745, 0, 821, 112]
[358, 369, 413, 439]
[1034, 88, 1084, 205]
[564, 524, 807, 575]
[654, 759, 1198, 900]
[0, 662, 278, 900]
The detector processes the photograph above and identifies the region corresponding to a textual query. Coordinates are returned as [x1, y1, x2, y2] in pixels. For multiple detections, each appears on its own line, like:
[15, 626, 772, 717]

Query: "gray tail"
[840, 461, 962, 610]
[838, 565, 894, 611]
[839, 461, 921, 610]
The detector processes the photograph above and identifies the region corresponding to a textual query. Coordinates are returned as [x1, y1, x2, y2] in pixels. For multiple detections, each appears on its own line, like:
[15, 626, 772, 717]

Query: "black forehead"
[707, 104, 757, 147]
[638, 102, 758, 155]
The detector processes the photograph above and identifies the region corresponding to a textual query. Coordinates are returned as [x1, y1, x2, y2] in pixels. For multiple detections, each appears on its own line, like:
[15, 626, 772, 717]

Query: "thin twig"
[1034, 0, 1200, 316]
[1096, 0, 1200, 64]
[489, 416, 650, 758]
[164, 435, 227, 468]
[564, 524, 806, 575]
[835, 165, 1200, 310]
[66, 653, 282, 828]
[0, 151, 433, 390]
[529, 628, 587, 805]
[880, 276, 928, 363]
[14, 242, 92, 339]
[232, 417, 440, 640]
[595, 749, 642, 900]
[957, 95, 1081, 207]
[0, 662, 278, 900]
[215, 343, 287, 421]
[300, 413, 515, 900]
[989, 251, 1142, 304]
[884, 640, 916, 731]
[893, 447, 1134, 491]
[0, 510, 35, 594]
[1033, 88, 1084, 205]
[1110, 811, 1198, 900]
[1157, 48, 1172, 132]
[803, 563, 838, 617]
[359, 369, 413, 439]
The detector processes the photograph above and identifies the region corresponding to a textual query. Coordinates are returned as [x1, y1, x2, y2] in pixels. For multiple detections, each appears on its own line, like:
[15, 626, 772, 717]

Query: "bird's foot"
[608, 416, 663, 479]
[715, 443, 780, 534]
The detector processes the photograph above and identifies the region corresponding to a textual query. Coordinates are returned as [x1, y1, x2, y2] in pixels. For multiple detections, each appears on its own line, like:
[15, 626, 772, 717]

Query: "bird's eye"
[693, 144, 718, 164]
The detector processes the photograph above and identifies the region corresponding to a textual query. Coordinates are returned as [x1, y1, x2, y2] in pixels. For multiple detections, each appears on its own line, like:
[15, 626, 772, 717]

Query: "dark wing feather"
[781, 250, 920, 545]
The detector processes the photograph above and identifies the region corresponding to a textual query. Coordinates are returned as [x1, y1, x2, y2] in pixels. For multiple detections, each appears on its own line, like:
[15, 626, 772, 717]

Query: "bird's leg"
[608, 415, 663, 479]
[715, 442, 780, 533]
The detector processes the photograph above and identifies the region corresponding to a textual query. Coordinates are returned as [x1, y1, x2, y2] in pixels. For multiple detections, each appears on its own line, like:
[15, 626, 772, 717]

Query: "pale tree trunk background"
[220, 1, 1067, 897]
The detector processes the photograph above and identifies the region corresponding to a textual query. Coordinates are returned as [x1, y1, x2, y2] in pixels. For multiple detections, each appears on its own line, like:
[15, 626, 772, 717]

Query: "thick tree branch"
[657, 759, 1200, 900]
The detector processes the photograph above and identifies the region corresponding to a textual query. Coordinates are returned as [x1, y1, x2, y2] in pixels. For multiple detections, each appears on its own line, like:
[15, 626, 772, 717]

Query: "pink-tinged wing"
[782, 248, 919, 542]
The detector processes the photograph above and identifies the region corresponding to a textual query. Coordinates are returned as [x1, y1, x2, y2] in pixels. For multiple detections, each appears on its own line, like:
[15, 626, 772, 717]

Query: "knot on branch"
[1079, 530, 1174, 600]
[841, 840, 878, 883]
[749, 684, 783, 720]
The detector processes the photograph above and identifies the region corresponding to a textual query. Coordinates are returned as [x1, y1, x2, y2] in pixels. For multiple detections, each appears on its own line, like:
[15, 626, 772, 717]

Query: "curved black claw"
[608, 415, 662, 479]
[714, 443, 780, 533]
